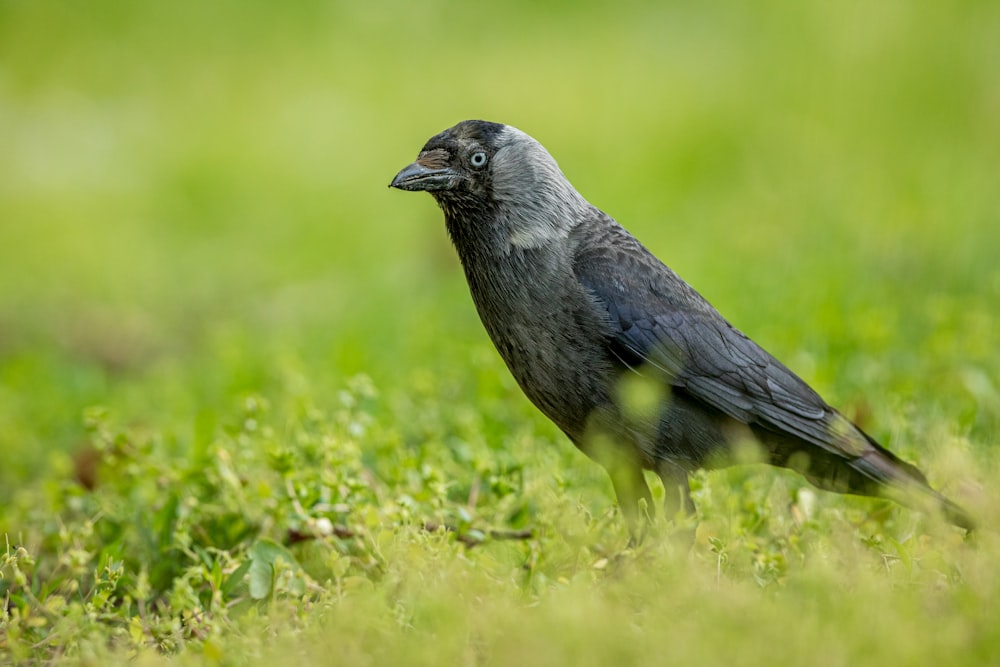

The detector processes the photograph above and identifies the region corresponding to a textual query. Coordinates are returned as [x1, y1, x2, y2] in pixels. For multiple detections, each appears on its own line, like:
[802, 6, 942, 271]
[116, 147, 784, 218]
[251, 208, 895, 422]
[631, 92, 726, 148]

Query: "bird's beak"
[389, 161, 461, 192]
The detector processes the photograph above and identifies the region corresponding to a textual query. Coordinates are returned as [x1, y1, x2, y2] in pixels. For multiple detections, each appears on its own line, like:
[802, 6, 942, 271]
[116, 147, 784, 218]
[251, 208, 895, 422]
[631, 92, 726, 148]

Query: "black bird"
[390, 119, 973, 531]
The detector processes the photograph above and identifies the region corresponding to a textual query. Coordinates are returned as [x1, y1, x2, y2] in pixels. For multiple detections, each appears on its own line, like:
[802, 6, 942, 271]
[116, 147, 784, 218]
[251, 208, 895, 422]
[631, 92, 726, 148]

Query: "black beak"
[389, 162, 461, 192]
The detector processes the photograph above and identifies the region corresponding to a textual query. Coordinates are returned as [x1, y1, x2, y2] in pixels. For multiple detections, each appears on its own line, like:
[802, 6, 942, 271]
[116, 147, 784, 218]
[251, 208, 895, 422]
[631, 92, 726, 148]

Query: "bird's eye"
[470, 151, 488, 168]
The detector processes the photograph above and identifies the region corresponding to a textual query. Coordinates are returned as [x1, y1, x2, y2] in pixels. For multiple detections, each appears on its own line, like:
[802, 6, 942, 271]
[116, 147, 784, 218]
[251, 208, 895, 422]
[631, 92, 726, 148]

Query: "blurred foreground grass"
[2, 1, 999, 664]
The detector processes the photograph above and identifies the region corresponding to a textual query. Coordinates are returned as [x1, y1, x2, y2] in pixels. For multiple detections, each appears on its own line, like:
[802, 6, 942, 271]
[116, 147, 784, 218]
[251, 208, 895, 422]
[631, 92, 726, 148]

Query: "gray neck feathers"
[491, 127, 590, 250]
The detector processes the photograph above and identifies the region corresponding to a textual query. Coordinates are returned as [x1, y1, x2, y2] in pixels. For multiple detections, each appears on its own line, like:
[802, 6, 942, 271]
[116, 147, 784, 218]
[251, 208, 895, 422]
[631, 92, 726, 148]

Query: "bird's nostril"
[416, 148, 450, 170]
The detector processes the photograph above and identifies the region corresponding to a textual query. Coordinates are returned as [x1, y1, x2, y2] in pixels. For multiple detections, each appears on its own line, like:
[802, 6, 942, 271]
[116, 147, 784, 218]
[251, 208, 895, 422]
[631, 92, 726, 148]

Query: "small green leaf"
[222, 558, 253, 598]
[248, 539, 303, 600]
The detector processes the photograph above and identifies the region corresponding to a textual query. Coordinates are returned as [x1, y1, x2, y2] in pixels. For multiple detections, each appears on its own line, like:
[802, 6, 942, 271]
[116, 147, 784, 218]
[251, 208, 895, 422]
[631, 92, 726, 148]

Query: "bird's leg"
[591, 450, 654, 544]
[655, 463, 697, 548]
[606, 460, 655, 528]
[579, 423, 654, 536]
[604, 459, 655, 547]
[656, 463, 694, 521]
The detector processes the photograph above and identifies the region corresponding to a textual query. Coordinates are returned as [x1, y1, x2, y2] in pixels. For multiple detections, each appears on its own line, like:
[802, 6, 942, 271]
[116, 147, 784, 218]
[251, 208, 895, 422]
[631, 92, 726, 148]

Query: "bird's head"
[389, 120, 505, 196]
[390, 120, 589, 250]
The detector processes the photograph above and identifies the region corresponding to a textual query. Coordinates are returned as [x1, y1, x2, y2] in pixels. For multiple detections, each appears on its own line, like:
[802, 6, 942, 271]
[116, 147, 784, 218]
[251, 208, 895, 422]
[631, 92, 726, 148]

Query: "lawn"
[1, 1, 999, 664]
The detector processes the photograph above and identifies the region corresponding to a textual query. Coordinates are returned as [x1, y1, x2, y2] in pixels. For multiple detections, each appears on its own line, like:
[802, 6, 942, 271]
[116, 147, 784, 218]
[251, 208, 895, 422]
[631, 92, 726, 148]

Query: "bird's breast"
[460, 250, 613, 440]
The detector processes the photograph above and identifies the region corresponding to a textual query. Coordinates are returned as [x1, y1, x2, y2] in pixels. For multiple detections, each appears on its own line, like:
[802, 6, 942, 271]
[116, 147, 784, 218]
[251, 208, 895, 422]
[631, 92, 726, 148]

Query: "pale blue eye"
[470, 151, 488, 168]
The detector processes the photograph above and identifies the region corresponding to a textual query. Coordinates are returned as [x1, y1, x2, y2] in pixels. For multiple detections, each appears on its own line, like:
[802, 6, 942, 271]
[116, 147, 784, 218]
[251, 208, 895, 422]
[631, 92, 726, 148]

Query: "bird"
[389, 119, 974, 532]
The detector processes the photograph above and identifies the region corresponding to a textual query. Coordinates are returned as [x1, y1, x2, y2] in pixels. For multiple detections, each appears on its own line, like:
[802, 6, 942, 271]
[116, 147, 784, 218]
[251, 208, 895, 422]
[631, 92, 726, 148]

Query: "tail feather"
[761, 425, 975, 531]
[850, 435, 975, 531]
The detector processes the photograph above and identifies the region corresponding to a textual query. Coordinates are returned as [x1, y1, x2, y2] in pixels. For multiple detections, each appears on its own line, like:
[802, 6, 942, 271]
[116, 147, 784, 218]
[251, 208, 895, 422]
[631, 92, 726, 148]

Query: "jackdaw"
[389, 119, 973, 531]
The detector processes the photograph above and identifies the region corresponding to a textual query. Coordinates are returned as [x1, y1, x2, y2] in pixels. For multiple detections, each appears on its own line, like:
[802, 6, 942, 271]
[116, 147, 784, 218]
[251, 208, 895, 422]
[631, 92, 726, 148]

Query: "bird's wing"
[573, 231, 869, 459]
[568, 218, 974, 529]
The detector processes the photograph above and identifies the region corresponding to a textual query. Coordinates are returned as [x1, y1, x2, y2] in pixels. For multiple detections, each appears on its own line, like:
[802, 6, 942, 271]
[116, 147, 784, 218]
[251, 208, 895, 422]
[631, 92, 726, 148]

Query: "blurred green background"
[1, 1, 999, 661]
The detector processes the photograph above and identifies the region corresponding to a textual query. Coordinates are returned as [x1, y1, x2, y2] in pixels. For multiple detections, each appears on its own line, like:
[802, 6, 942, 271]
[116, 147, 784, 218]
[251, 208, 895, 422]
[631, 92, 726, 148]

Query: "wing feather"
[572, 226, 866, 459]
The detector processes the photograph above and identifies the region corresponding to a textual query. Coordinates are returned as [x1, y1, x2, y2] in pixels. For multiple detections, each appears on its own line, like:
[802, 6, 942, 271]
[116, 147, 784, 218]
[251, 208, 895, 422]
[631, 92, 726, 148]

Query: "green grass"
[2, 0, 999, 664]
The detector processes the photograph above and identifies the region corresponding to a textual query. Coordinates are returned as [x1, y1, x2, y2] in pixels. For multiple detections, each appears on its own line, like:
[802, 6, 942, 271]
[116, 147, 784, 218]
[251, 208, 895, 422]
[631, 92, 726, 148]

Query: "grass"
[2, 0, 999, 664]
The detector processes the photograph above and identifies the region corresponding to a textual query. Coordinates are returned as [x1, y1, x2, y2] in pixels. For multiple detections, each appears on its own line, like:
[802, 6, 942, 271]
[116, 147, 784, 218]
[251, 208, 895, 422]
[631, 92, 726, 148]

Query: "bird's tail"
[766, 423, 976, 531]
[848, 433, 975, 531]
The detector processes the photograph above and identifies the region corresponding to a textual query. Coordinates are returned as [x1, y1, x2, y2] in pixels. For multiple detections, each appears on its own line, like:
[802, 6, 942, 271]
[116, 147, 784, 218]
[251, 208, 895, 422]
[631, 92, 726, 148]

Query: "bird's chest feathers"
[459, 249, 609, 432]
[463, 249, 571, 338]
